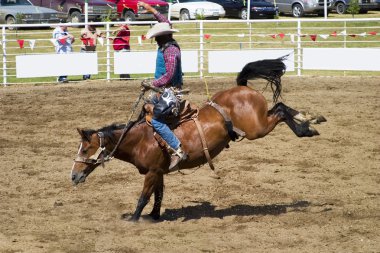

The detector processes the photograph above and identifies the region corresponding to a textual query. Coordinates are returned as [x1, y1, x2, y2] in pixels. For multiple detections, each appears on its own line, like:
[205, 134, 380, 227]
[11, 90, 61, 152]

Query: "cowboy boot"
[169, 147, 187, 171]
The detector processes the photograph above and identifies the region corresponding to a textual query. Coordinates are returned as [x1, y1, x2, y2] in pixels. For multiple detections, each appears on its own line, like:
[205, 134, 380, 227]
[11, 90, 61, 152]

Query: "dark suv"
[267, 0, 333, 17]
[209, 0, 278, 19]
[332, 0, 378, 14]
[30, 0, 119, 22]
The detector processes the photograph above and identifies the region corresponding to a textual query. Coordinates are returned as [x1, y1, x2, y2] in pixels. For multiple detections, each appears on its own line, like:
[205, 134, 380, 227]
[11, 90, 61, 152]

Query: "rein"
[74, 90, 146, 166]
[104, 89, 146, 161]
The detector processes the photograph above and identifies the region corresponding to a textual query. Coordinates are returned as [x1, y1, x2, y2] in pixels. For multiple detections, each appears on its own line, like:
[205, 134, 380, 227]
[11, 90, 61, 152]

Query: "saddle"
[145, 100, 218, 174]
[144, 99, 199, 129]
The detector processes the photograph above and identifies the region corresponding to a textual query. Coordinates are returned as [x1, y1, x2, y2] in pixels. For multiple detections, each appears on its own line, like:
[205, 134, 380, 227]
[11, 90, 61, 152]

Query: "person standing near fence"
[112, 23, 131, 79]
[80, 24, 104, 80]
[52, 24, 75, 83]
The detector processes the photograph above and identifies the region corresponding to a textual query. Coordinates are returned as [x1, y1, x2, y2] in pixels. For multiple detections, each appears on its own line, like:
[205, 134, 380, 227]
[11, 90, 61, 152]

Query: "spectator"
[80, 24, 104, 80]
[52, 24, 75, 83]
[112, 24, 131, 79]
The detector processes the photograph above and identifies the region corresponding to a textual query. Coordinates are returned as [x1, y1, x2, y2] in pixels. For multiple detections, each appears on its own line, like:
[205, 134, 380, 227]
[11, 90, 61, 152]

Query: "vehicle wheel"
[69, 11, 81, 23]
[124, 10, 136, 22]
[336, 2, 346, 14]
[180, 9, 190, 20]
[6, 15, 16, 30]
[292, 3, 304, 17]
[239, 8, 248, 19]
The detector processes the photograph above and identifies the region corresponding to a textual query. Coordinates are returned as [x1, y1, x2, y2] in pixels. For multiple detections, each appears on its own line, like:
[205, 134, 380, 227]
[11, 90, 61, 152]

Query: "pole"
[199, 21, 204, 79]
[324, 0, 327, 19]
[2, 26, 7, 87]
[85, 0, 88, 25]
[106, 23, 110, 82]
[168, 3, 172, 22]
[297, 20, 301, 76]
[247, 0, 251, 21]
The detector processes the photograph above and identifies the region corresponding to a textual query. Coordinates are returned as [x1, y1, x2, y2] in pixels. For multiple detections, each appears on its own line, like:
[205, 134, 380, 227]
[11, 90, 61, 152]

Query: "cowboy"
[138, 1, 186, 171]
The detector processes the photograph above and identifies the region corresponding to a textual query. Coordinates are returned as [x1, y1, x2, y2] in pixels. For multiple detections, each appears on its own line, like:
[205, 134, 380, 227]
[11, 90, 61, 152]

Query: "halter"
[73, 89, 146, 167]
[74, 132, 111, 167]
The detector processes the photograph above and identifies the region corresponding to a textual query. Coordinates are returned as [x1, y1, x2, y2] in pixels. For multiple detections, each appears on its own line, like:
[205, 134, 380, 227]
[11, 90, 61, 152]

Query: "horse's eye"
[82, 149, 87, 155]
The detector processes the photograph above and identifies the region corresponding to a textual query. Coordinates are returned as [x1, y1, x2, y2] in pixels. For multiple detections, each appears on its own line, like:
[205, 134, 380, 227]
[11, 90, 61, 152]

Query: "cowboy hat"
[146, 22, 179, 39]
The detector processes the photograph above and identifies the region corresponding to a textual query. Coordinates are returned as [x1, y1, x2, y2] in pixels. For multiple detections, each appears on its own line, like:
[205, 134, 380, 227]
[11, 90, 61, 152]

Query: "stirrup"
[168, 148, 187, 171]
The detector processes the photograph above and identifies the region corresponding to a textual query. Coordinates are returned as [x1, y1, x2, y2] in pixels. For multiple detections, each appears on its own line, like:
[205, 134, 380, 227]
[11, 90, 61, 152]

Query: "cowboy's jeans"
[151, 118, 180, 150]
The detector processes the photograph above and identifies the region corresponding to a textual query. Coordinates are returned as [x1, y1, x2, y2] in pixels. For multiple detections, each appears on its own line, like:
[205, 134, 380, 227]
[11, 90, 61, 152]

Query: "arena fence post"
[2, 26, 7, 87]
[297, 20, 302, 77]
[249, 22, 252, 49]
[199, 20, 204, 79]
[106, 23, 111, 82]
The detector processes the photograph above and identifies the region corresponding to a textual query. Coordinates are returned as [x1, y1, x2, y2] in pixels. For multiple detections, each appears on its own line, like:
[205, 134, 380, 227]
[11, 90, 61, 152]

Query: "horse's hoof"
[311, 115, 327, 124]
[148, 212, 161, 221]
[308, 126, 320, 136]
[120, 213, 139, 222]
[128, 217, 139, 223]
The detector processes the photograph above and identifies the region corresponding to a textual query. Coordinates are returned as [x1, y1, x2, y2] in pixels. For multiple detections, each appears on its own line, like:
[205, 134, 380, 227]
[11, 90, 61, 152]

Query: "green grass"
[1, 11, 380, 85]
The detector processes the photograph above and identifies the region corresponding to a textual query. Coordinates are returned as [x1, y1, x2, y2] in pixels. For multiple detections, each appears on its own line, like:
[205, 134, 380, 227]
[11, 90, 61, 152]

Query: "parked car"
[209, 0, 278, 19]
[29, 0, 118, 23]
[332, 0, 378, 14]
[108, 0, 169, 21]
[268, 0, 333, 17]
[164, 0, 225, 20]
[376, 0, 380, 9]
[0, 0, 64, 27]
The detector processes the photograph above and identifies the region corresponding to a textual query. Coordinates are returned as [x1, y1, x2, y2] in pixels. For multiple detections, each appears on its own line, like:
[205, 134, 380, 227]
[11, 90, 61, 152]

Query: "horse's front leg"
[129, 170, 161, 222]
[149, 174, 164, 220]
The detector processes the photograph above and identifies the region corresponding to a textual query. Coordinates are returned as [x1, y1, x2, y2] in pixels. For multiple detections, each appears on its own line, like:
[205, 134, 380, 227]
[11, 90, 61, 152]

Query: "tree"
[346, 0, 360, 18]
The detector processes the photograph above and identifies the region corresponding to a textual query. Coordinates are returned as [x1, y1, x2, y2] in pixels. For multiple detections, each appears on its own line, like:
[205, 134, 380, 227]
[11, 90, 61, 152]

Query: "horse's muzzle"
[71, 171, 86, 185]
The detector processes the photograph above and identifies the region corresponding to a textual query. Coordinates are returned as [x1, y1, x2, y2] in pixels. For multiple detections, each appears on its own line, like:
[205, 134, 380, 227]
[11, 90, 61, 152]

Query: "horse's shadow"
[158, 200, 310, 222]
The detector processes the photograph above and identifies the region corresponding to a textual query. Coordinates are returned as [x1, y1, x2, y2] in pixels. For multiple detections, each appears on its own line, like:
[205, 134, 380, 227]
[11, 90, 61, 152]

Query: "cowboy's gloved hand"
[141, 79, 162, 93]
[141, 79, 153, 91]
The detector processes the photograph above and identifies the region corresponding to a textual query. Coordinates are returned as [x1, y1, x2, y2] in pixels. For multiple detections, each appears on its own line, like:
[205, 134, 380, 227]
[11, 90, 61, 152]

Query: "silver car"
[268, 0, 333, 17]
[0, 0, 64, 27]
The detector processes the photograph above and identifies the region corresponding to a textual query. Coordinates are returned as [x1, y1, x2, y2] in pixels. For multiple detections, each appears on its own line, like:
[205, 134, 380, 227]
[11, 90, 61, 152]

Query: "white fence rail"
[1, 18, 380, 86]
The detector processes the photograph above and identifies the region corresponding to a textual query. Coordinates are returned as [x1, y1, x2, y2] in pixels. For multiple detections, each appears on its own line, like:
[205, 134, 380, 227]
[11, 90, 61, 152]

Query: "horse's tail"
[236, 56, 287, 103]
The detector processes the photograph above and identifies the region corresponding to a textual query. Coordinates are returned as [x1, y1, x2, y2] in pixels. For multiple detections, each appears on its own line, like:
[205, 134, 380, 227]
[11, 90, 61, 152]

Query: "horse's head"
[71, 128, 107, 185]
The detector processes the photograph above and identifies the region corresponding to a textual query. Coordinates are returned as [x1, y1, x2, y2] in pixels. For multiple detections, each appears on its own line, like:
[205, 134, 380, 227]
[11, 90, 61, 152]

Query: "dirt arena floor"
[0, 76, 379, 253]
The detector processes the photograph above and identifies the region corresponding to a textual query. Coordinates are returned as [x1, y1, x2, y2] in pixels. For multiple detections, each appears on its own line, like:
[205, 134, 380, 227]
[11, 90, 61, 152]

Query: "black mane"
[81, 121, 136, 144]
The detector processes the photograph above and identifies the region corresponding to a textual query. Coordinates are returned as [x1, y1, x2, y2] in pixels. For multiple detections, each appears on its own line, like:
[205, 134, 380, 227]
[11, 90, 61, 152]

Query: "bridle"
[73, 88, 147, 167]
[74, 132, 112, 167]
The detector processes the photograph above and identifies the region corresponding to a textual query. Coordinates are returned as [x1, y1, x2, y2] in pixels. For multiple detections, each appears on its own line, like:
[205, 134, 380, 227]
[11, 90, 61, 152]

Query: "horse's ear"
[77, 128, 86, 140]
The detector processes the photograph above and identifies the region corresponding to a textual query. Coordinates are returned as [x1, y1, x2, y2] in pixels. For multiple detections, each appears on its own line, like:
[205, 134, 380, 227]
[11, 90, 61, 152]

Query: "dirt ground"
[0, 76, 379, 253]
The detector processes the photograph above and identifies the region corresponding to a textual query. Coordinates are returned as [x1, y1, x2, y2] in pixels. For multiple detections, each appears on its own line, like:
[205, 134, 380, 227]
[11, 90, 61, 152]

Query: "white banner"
[16, 53, 98, 78]
[114, 50, 198, 74]
[208, 50, 294, 73]
[303, 48, 380, 71]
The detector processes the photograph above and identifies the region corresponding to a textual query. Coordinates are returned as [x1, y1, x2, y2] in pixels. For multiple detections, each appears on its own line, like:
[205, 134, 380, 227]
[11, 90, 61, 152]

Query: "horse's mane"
[81, 121, 137, 144]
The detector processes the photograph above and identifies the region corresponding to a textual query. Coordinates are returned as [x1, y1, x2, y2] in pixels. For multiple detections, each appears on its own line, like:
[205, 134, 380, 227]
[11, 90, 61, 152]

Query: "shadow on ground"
[160, 200, 310, 221]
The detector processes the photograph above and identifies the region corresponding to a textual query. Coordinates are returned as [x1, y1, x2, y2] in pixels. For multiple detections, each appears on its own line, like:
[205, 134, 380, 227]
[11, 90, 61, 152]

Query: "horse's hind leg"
[271, 103, 319, 137]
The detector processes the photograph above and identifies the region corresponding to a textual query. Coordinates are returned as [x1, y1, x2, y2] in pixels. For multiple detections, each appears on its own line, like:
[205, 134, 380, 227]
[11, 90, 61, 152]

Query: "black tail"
[236, 56, 287, 103]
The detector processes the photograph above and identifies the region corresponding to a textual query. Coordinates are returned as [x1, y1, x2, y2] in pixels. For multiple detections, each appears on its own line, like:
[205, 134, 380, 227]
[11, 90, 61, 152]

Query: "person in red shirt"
[112, 24, 131, 79]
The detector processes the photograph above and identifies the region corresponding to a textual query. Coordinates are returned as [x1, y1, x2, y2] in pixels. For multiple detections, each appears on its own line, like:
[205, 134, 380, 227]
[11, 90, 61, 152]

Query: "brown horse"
[71, 58, 322, 221]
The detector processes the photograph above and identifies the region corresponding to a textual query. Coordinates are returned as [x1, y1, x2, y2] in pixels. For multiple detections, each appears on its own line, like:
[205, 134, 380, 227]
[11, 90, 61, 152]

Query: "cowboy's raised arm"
[137, 1, 170, 24]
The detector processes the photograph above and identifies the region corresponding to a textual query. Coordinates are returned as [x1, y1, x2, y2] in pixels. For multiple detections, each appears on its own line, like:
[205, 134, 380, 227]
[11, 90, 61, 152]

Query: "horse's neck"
[109, 124, 148, 162]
